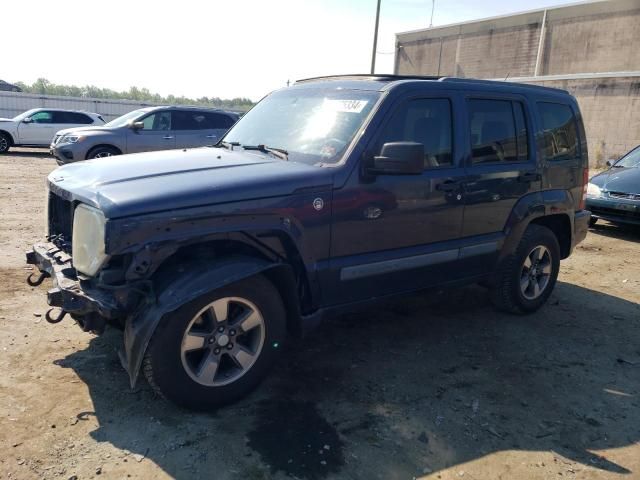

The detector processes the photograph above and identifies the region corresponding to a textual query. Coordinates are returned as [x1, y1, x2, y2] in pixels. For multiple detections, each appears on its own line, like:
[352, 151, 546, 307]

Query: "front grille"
[591, 205, 640, 220]
[48, 192, 73, 253]
[52, 134, 61, 145]
[609, 191, 640, 201]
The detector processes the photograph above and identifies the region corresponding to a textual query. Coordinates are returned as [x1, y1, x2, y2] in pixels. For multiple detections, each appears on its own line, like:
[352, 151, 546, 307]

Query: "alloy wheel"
[520, 245, 552, 300]
[180, 296, 266, 387]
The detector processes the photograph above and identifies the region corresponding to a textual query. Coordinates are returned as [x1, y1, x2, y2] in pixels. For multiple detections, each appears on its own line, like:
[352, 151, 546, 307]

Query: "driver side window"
[377, 98, 453, 169]
[141, 111, 172, 131]
[30, 111, 53, 124]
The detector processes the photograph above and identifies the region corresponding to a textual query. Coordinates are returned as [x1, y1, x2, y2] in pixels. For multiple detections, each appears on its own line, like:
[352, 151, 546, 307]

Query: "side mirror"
[368, 142, 424, 175]
[128, 120, 144, 130]
[22, 117, 32, 124]
[606, 159, 614, 167]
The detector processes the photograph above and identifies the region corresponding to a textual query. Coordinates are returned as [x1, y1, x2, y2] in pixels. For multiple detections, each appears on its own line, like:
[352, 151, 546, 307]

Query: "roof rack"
[295, 74, 442, 83]
[294, 74, 568, 93]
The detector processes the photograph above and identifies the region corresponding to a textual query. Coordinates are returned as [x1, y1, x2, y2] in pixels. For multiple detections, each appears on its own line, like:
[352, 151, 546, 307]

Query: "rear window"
[53, 111, 94, 124]
[537, 102, 579, 161]
[469, 99, 529, 164]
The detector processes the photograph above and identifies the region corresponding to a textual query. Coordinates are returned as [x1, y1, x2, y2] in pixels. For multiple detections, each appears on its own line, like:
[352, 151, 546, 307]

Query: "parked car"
[586, 145, 640, 226]
[0, 108, 104, 153]
[27, 74, 590, 410]
[0, 79, 22, 92]
[50, 105, 240, 164]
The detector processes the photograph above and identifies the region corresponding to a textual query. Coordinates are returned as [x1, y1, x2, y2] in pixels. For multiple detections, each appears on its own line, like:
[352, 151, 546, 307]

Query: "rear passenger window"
[469, 99, 529, 164]
[53, 112, 93, 124]
[377, 98, 453, 169]
[537, 102, 579, 161]
[205, 113, 236, 129]
[173, 111, 208, 130]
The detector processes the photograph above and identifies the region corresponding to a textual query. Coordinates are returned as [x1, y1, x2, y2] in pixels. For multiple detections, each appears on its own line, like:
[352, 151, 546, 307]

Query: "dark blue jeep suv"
[27, 75, 591, 409]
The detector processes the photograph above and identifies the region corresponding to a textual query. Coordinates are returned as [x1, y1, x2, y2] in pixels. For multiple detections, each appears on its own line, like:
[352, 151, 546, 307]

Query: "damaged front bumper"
[25, 242, 122, 329]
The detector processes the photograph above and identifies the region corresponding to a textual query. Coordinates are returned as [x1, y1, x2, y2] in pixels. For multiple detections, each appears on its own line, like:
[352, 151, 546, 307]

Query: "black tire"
[0, 132, 11, 154]
[143, 275, 286, 410]
[589, 217, 598, 228]
[490, 224, 560, 314]
[86, 145, 119, 159]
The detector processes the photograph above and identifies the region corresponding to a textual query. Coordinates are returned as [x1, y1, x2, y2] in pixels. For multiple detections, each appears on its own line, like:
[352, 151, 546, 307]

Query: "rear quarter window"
[537, 102, 579, 161]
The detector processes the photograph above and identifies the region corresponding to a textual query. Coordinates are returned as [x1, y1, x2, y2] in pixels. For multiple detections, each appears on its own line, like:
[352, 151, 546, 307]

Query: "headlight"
[586, 182, 602, 198]
[72, 204, 108, 276]
[61, 135, 85, 144]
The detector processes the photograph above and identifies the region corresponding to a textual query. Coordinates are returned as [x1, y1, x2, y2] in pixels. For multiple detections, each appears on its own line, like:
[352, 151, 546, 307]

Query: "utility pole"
[370, 0, 381, 74]
[429, 0, 435, 28]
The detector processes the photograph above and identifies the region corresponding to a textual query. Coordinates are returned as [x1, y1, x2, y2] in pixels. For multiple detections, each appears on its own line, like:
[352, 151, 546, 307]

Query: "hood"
[55, 125, 117, 136]
[590, 167, 640, 195]
[0, 117, 12, 122]
[48, 147, 334, 218]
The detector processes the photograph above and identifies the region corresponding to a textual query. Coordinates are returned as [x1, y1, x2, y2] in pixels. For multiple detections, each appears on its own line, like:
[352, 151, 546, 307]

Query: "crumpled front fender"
[122, 255, 275, 387]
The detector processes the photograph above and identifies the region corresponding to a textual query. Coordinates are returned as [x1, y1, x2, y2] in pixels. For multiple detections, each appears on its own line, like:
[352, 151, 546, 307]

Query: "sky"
[6, 0, 581, 101]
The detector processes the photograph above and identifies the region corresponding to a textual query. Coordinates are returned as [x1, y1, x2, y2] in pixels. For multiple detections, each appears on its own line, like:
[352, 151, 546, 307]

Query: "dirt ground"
[0, 148, 639, 480]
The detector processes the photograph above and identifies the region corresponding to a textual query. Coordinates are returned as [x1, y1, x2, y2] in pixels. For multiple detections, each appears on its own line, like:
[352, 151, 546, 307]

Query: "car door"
[460, 95, 539, 273]
[324, 93, 468, 305]
[174, 111, 235, 148]
[126, 110, 176, 153]
[17, 110, 56, 145]
[173, 110, 210, 148]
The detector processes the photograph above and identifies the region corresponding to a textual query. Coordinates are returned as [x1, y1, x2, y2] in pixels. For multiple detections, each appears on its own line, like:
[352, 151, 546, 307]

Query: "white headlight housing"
[72, 204, 108, 276]
[586, 182, 602, 198]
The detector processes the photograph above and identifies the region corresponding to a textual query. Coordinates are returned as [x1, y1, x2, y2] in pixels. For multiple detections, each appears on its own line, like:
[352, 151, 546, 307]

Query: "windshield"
[614, 146, 640, 168]
[223, 88, 381, 166]
[105, 108, 150, 127]
[11, 108, 39, 121]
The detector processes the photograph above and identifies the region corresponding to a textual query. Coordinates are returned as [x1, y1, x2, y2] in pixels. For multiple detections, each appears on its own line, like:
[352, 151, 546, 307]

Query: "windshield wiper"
[242, 144, 289, 161]
[214, 140, 240, 150]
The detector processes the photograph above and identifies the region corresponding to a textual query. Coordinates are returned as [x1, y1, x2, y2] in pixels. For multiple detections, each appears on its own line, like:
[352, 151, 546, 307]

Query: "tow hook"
[27, 271, 50, 287]
[45, 307, 67, 324]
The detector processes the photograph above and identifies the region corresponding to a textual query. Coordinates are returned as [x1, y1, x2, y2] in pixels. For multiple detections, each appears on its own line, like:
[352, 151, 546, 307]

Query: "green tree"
[15, 78, 254, 111]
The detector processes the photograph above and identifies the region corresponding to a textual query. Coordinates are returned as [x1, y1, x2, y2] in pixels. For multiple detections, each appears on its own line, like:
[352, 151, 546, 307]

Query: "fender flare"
[122, 255, 280, 387]
[499, 189, 574, 262]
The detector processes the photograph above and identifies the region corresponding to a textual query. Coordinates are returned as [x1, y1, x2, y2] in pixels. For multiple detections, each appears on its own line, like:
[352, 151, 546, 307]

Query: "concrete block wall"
[395, 0, 640, 167]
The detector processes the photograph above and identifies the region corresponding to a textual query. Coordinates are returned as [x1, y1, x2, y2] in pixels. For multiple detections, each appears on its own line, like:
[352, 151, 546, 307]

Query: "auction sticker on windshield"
[324, 99, 368, 113]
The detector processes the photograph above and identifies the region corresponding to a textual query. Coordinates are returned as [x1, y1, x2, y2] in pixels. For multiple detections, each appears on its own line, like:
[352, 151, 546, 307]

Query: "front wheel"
[143, 275, 286, 410]
[87, 146, 119, 159]
[490, 224, 560, 314]
[0, 133, 11, 153]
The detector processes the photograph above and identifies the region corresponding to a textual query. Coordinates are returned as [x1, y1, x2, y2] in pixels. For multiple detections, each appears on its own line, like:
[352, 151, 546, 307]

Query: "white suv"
[0, 108, 104, 153]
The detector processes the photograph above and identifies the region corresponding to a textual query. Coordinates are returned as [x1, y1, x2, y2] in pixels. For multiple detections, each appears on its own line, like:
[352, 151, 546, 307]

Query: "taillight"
[579, 168, 589, 210]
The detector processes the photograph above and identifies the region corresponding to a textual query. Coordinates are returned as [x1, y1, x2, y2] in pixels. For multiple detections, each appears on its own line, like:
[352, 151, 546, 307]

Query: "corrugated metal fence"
[0, 91, 162, 121]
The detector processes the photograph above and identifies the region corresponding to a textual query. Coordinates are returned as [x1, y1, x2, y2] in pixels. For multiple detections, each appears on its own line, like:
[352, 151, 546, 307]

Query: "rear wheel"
[0, 133, 11, 153]
[87, 146, 119, 159]
[490, 224, 560, 314]
[143, 275, 286, 410]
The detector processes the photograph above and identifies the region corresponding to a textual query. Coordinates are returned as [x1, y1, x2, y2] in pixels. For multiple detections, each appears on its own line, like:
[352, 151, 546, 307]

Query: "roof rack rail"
[295, 74, 442, 83]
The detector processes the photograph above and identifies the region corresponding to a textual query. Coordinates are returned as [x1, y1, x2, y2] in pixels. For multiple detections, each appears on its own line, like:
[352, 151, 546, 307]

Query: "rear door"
[460, 94, 539, 271]
[126, 110, 176, 153]
[51, 111, 95, 141]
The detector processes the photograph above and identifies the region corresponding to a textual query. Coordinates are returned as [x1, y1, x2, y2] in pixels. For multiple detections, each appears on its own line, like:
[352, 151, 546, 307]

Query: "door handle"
[205, 135, 217, 139]
[518, 172, 540, 183]
[162, 135, 174, 140]
[436, 180, 462, 192]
